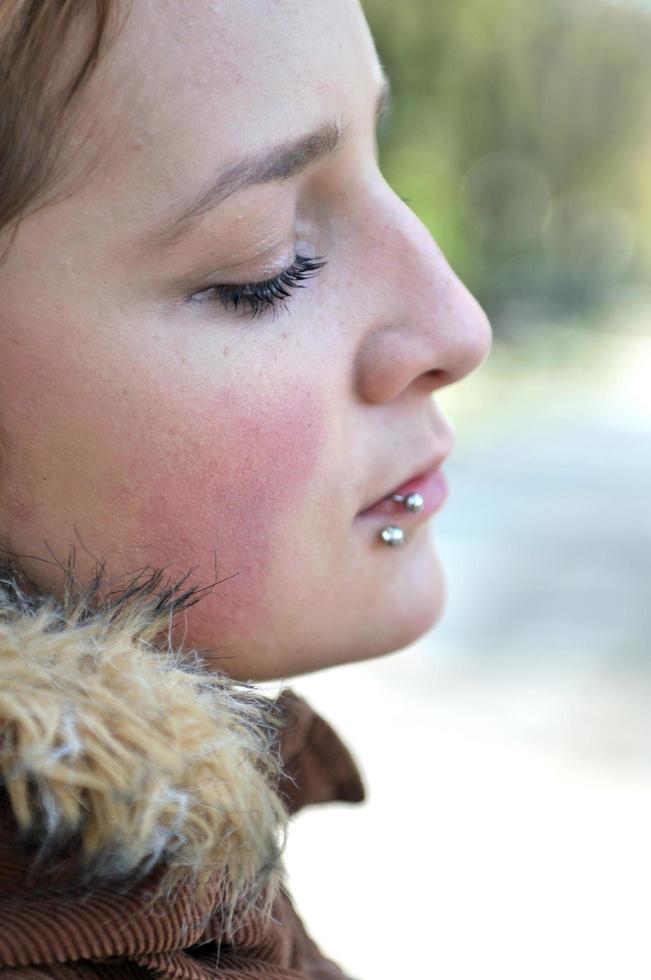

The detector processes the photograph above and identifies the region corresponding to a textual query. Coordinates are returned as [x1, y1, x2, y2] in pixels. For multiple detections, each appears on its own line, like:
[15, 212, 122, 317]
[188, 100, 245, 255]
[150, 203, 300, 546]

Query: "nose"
[352, 185, 493, 405]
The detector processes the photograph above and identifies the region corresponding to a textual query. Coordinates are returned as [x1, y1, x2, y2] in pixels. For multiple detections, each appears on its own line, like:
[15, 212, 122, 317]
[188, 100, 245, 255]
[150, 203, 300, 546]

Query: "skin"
[0, 0, 492, 681]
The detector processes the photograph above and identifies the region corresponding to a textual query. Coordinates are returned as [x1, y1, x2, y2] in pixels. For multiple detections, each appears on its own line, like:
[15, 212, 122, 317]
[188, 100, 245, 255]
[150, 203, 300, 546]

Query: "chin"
[378, 541, 448, 656]
[182, 529, 448, 681]
[331, 530, 449, 669]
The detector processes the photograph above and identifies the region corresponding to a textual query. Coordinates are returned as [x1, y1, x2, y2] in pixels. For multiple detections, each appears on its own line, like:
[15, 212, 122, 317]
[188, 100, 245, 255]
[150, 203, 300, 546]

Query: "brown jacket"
[0, 565, 365, 979]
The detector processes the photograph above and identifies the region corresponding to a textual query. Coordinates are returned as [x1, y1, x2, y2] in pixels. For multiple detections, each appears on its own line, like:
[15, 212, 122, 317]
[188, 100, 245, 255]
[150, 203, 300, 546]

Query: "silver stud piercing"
[391, 491, 425, 513]
[380, 525, 406, 547]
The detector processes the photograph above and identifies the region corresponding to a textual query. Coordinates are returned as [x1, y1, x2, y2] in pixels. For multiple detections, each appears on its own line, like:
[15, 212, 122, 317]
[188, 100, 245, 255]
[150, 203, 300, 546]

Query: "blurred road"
[440, 417, 651, 712]
[282, 326, 651, 980]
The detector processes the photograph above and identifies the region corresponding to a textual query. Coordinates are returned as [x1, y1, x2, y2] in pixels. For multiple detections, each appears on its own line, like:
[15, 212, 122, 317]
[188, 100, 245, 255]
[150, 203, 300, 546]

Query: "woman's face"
[0, 0, 491, 680]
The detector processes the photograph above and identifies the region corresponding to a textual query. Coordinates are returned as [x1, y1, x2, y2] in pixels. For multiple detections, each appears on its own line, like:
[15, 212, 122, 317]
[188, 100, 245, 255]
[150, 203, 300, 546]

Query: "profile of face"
[0, 0, 491, 681]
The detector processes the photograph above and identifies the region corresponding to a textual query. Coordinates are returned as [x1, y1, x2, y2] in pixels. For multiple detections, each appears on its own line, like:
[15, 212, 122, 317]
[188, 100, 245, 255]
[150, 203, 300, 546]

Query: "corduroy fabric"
[0, 689, 365, 980]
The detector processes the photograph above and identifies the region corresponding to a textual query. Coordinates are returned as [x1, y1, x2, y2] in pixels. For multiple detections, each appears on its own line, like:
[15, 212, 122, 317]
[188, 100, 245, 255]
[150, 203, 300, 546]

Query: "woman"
[0, 1, 492, 977]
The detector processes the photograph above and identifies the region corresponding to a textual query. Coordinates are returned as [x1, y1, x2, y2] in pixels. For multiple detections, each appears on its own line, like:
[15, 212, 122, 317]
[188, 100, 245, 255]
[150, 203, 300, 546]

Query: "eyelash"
[195, 252, 328, 321]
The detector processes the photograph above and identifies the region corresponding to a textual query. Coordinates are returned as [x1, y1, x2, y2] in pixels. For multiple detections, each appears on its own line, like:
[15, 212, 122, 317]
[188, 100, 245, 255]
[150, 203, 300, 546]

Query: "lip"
[357, 458, 450, 520]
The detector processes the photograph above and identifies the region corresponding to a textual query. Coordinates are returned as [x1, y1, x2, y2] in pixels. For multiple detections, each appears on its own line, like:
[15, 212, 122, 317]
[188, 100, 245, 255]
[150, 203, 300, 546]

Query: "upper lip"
[358, 447, 453, 514]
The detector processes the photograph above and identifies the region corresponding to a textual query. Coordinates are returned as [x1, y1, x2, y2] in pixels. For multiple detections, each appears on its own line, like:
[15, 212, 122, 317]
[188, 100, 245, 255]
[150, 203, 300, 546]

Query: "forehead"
[62, 0, 381, 234]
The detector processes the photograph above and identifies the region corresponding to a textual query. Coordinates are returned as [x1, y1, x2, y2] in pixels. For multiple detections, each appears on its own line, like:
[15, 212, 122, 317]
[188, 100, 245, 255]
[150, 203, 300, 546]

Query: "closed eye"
[189, 253, 328, 320]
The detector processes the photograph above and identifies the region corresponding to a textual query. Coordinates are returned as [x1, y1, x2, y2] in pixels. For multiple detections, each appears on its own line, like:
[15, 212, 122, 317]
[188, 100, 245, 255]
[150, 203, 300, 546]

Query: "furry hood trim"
[0, 559, 288, 921]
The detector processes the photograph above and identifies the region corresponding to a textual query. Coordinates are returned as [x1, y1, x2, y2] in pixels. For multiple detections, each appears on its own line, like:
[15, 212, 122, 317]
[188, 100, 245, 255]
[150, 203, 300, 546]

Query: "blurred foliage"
[364, 0, 651, 334]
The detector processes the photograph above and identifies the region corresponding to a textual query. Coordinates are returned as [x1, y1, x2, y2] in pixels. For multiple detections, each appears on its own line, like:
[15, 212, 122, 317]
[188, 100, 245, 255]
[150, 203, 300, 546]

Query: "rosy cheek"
[4, 493, 36, 525]
[127, 383, 324, 632]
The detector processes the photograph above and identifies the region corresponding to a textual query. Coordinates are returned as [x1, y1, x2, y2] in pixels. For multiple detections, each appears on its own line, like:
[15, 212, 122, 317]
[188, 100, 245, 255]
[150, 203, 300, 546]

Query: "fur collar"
[0, 558, 287, 922]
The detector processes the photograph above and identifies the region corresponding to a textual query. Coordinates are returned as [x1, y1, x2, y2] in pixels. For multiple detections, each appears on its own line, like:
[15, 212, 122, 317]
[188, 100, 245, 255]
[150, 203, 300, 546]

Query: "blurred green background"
[365, 0, 651, 338]
[285, 6, 651, 978]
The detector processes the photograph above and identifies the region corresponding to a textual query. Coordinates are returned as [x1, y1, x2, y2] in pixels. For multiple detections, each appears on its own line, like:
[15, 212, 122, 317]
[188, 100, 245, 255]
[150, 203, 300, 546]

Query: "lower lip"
[357, 466, 449, 520]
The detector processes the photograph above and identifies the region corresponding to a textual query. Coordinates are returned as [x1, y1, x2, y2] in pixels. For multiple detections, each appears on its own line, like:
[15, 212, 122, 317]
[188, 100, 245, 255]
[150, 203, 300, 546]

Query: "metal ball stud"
[405, 491, 424, 513]
[380, 525, 406, 547]
[391, 491, 425, 513]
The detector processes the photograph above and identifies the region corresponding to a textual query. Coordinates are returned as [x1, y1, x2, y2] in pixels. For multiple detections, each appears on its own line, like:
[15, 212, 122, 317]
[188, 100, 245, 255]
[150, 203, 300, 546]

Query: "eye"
[190, 252, 327, 321]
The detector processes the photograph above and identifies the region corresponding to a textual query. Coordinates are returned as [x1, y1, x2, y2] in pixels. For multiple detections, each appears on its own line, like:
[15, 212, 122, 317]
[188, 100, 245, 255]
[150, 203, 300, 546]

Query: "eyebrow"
[145, 71, 392, 252]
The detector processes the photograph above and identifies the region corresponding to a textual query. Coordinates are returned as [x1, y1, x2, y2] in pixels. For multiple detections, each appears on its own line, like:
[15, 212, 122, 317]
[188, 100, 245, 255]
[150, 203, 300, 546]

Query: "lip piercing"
[391, 491, 424, 513]
[379, 491, 424, 547]
[380, 525, 406, 547]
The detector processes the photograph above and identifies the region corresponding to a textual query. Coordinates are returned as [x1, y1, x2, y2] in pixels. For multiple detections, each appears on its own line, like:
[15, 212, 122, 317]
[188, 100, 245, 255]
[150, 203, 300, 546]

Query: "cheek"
[127, 382, 325, 628]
